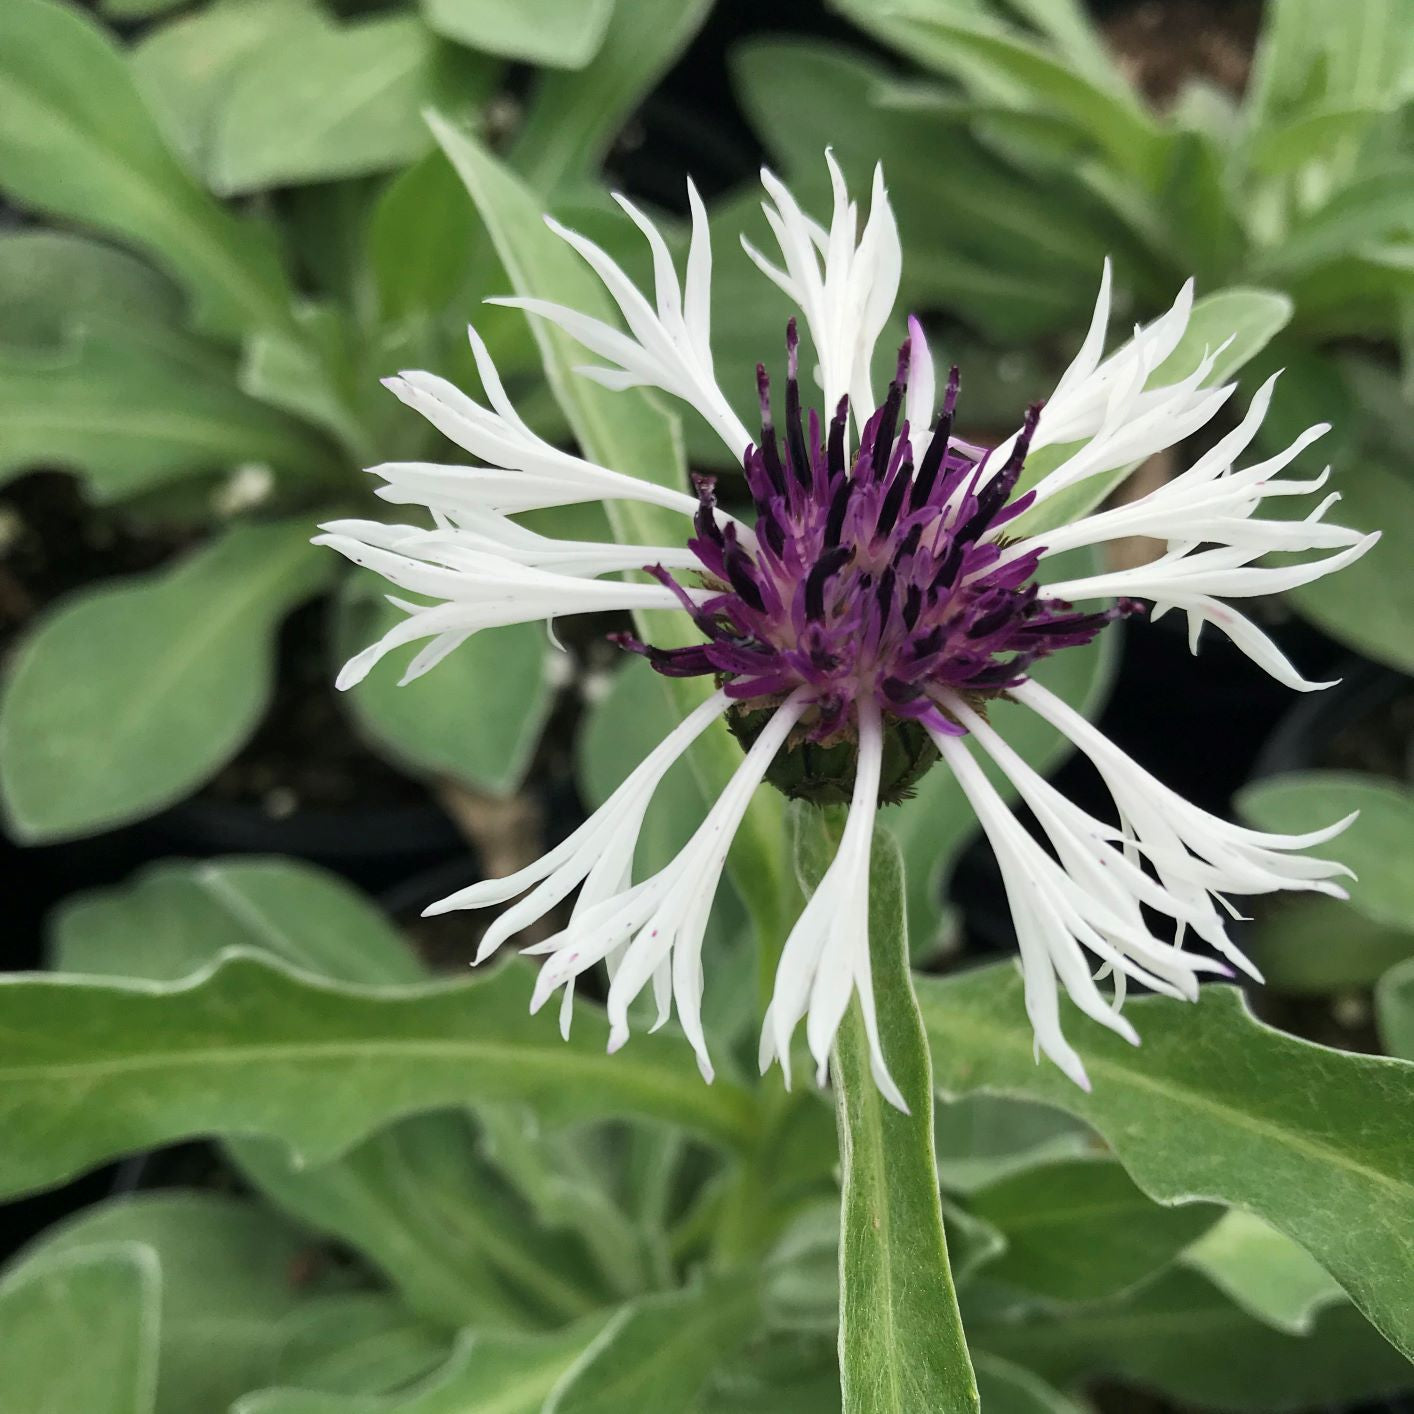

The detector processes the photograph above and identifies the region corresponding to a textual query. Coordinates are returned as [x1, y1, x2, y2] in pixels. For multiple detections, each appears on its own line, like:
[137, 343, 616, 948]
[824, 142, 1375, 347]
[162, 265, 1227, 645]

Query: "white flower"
[320, 156, 1373, 1105]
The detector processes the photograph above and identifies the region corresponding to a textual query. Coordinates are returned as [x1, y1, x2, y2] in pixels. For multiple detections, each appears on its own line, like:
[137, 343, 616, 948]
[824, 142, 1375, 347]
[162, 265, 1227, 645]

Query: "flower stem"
[793, 805, 980, 1414]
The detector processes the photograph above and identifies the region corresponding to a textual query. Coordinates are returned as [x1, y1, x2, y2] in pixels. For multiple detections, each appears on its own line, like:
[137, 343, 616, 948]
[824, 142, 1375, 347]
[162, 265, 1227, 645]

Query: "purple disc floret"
[617, 321, 1137, 774]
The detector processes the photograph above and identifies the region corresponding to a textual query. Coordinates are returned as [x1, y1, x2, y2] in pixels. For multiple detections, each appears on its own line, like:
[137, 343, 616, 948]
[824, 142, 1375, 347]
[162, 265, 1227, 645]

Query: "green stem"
[794, 806, 980, 1414]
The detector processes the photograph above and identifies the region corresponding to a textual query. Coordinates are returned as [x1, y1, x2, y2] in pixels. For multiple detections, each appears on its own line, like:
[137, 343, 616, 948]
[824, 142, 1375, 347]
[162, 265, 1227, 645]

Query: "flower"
[318, 155, 1375, 1107]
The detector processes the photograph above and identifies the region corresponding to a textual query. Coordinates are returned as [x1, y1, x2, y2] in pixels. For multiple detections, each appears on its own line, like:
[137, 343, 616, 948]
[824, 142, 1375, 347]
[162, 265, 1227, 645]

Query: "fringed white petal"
[523, 693, 808, 1080]
[759, 703, 906, 1110]
[986, 268, 1235, 510]
[425, 689, 734, 956]
[490, 188, 753, 460]
[905, 313, 935, 462]
[743, 153, 901, 434]
[933, 731, 1149, 1090]
[379, 327, 702, 519]
[1012, 679, 1356, 916]
[943, 695, 1249, 990]
[315, 530, 706, 688]
[1041, 534, 1377, 690]
[996, 368, 1380, 688]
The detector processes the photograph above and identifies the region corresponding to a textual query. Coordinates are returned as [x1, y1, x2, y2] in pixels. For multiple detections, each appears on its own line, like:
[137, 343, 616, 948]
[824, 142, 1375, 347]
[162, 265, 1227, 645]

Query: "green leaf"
[12, 1191, 335, 1414]
[509, 0, 713, 192]
[1285, 455, 1414, 672]
[1258, 167, 1414, 275]
[0, 1245, 159, 1414]
[700, 1335, 842, 1412]
[1237, 770, 1414, 933]
[916, 964, 1414, 1359]
[102, 0, 186, 15]
[0, 951, 755, 1200]
[1182, 1209, 1345, 1335]
[967, 1156, 1218, 1302]
[1157, 286, 1296, 389]
[421, 0, 613, 68]
[0, 0, 296, 338]
[934, 1094, 1095, 1193]
[1376, 955, 1414, 1059]
[0, 519, 333, 842]
[131, 0, 326, 173]
[0, 230, 183, 348]
[1161, 130, 1246, 288]
[795, 812, 978, 1414]
[1242, 893, 1414, 995]
[271, 1293, 450, 1396]
[368, 149, 483, 323]
[1285, 242, 1414, 341]
[236, 303, 375, 464]
[972, 1266, 1411, 1411]
[52, 856, 423, 986]
[1248, 103, 1392, 176]
[239, 1316, 615, 1414]
[336, 578, 554, 798]
[0, 313, 336, 500]
[431, 117, 792, 948]
[547, 1277, 759, 1414]
[971, 1355, 1085, 1414]
[731, 41, 1119, 342]
[208, 14, 491, 196]
[835, 5, 1163, 178]
[231, 1121, 603, 1329]
[49, 857, 620, 1329]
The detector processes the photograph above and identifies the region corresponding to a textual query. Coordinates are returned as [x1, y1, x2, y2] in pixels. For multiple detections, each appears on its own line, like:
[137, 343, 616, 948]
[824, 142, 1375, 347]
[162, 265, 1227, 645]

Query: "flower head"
[319, 156, 1375, 1107]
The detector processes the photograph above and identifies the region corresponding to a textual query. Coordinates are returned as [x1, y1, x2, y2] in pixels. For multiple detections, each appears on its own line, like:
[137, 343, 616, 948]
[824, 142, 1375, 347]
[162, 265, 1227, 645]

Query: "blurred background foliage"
[0, 0, 1410, 1410]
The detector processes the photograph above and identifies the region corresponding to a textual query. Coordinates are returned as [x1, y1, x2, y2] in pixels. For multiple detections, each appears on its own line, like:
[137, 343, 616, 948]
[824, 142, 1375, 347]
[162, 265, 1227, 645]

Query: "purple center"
[619, 321, 1133, 778]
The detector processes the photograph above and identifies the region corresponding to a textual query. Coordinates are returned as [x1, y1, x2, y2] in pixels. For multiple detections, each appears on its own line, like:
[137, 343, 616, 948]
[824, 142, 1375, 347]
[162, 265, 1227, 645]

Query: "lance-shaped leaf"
[1181, 1209, 1346, 1336]
[966, 1155, 1218, 1303]
[421, 0, 614, 68]
[49, 857, 661, 1327]
[971, 1266, 1411, 1412]
[1237, 770, 1414, 933]
[0, 0, 296, 338]
[208, 14, 495, 196]
[1377, 955, 1414, 1060]
[0, 519, 334, 842]
[429, 117, 792, 942]
[9, 1191, 340, 1414]
[0, 317, 336, 501]
[830, 4, 1163, 179]
[916, 964, 1414, 1360]
[0, 951, 755, 1201]
[0, 1245, 160, 1414]
[509, 0, 714, 192]
[796, 813, 979, 1414]
[236, 1315, 613, 1414]
[546, 1276, 759, 1414]
[269, 1292, 450, 1398]
[972, 1355, 1086, 1414]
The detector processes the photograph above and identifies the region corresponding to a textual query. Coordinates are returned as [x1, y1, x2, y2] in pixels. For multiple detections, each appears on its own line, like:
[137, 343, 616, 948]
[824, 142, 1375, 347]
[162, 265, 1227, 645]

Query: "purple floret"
[619, 321, 1137, 743]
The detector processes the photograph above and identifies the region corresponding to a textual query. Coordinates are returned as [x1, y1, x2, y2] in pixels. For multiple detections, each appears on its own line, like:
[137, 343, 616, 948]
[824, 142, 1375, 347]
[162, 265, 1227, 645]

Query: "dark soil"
[0, 471, 194, 655]
[1102, 0, 1264, 105]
